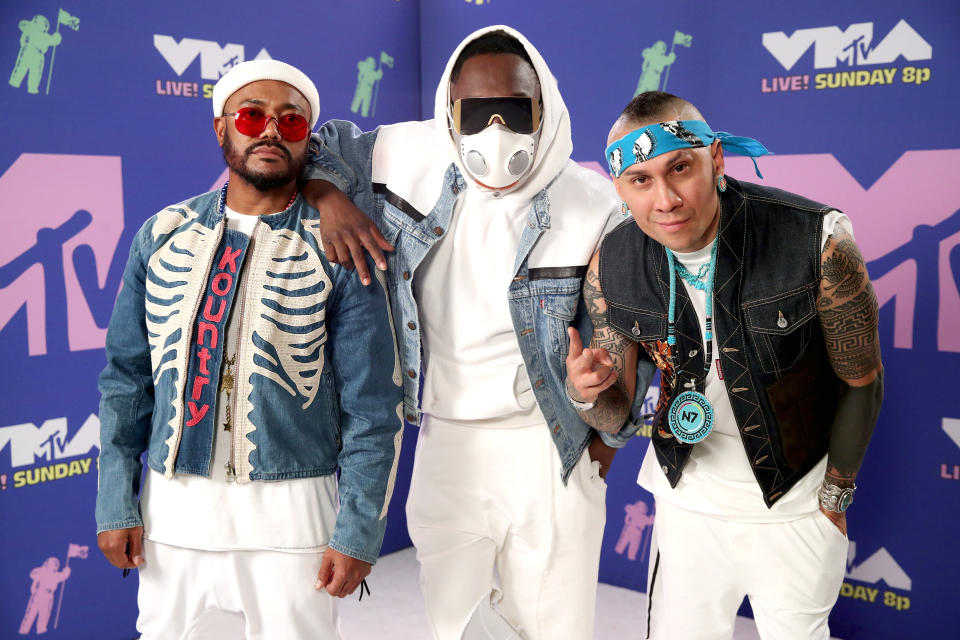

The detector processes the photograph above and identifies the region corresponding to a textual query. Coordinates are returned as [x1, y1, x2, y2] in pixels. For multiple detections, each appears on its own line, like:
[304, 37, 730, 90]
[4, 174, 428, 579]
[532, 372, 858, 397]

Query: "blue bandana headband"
[605, 120, 772, 179]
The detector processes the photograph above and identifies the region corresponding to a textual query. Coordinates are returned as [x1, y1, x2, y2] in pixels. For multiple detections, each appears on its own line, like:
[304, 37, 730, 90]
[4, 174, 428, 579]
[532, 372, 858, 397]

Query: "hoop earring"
[717, 175, 727, 193]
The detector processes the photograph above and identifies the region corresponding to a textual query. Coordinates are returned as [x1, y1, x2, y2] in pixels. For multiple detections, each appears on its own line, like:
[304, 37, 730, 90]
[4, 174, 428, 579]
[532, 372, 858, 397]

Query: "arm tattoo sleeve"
[818, 232, 882, 381]
[817, 229, 884, 482]
[575, 263, 637, 433]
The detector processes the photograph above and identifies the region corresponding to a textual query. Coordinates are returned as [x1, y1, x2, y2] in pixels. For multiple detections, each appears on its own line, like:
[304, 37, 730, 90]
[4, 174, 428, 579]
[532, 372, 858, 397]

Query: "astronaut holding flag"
[18, 543, 87, 635]
[634, 29, 692, 96]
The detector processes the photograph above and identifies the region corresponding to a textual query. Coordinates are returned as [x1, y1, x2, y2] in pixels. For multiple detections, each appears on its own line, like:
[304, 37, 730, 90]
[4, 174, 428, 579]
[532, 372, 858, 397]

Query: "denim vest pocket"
[606, 305, 666, 342]
[538, 284, 581, 355]
[742, 283, 817, 376]
[380, 194, 427, 238]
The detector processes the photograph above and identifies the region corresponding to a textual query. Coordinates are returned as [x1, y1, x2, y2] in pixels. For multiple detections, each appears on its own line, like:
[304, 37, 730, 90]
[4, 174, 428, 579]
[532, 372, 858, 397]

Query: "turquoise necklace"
[673, 260, 712, 291]
[662, 231, 719, 444]
[664, 232, 718, 373]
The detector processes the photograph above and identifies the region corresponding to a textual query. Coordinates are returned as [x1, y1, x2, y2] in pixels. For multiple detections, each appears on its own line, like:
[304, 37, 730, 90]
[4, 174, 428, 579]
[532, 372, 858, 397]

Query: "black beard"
[222, 130, 307, 192]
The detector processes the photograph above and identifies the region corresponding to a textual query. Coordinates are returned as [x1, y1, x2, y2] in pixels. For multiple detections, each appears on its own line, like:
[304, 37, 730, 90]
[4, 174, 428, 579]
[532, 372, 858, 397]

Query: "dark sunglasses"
[451, 96, 541, 135]
[223, 107, 311, 142]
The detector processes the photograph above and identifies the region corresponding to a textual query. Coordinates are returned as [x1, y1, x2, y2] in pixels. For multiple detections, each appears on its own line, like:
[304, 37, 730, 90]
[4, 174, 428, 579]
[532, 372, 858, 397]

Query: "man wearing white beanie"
[95, 59, 403, 639]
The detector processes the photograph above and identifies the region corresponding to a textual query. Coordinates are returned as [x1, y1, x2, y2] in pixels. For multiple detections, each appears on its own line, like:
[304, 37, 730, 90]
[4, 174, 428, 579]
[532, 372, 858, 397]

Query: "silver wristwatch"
[565, 385, 596, 411]
[818, 480, 856, 513]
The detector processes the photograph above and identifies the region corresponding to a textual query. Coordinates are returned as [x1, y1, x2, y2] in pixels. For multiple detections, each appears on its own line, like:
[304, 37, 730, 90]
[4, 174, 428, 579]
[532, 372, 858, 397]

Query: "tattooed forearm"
[818, 228, 882, 381]
[576, 325, 634, 432]
[824, 462, 857, 488]
[570, 255, 638, 432]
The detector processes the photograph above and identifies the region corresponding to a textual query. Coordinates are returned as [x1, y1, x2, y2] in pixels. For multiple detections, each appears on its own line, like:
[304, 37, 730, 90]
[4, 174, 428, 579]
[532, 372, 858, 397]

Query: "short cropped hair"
[619, 91, 702, 126]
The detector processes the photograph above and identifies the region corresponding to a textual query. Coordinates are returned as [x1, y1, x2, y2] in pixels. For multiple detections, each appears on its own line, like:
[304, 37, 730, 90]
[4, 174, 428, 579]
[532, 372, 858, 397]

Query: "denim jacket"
[305, 120, 656, 481]
[96, 189, 403, 564]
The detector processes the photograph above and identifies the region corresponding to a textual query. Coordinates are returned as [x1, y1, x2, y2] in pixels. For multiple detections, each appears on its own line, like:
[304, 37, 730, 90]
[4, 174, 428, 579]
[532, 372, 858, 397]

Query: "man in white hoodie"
[302, 27, 651, 640]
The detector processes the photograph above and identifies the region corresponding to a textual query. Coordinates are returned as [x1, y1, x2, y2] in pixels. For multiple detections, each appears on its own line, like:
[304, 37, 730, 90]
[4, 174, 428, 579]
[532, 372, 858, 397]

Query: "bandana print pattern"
[633, 130, 657, 163]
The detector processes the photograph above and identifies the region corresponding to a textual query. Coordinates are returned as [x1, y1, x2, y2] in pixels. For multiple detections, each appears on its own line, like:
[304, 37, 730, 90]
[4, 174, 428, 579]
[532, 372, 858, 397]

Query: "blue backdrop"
[2, 1, 958, 638]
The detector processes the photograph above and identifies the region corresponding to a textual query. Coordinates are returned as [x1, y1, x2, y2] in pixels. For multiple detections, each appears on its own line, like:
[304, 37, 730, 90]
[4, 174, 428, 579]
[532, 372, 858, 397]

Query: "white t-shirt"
[414, 186, 543, 428]
[637, 211, 852, 522]
[414, 183, 624, 430]
[141, 206, 339, 552]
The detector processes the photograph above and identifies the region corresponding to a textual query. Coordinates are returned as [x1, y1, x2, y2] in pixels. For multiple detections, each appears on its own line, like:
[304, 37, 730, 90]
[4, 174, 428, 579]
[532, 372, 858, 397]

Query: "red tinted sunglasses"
[224, 107, 311, 142]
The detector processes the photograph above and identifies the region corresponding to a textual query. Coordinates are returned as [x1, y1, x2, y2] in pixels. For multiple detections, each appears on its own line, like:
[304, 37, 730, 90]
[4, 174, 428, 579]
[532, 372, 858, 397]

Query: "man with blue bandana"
[566, 91, 883, 640]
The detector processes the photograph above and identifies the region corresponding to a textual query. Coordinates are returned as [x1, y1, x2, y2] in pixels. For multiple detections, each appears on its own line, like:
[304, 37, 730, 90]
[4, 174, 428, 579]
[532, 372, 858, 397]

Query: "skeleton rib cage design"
[144, 204, 333, 480]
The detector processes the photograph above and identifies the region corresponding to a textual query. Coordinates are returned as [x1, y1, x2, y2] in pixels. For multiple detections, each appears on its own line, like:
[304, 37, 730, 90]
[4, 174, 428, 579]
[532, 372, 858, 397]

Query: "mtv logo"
[845, 540, 912, 590]
[0, 415, 100, 469]
[1, 154, 124, 355]
[762, 19, 932, 71]
[154, 35, 271, 80]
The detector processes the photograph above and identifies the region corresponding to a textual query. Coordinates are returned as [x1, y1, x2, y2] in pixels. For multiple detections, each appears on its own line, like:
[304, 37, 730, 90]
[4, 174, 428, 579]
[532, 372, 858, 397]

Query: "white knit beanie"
[212, 59, 320, 127]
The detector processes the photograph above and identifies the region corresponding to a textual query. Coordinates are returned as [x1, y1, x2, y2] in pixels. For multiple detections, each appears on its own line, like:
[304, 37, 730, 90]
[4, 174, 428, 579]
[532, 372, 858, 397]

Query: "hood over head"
[434, 25, 573, 201]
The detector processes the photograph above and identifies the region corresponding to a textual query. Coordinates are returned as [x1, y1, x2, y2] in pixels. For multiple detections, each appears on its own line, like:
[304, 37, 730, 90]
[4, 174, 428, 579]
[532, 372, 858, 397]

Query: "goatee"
[222, 131, 307, 192]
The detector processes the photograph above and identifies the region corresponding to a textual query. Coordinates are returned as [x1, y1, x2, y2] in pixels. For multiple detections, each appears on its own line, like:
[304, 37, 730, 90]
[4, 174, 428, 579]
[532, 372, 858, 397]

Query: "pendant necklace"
[663, 232, 718, 444]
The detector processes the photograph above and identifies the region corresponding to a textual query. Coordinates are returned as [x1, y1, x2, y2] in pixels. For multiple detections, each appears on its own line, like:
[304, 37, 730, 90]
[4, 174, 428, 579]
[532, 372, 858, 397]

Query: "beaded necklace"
[217, 181, 299, 216]
[664, 230, 718, 377]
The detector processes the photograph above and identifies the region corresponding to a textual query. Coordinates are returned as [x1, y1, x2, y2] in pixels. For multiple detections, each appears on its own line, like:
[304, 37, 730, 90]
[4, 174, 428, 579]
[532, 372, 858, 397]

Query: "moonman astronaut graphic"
[634, 41, 674, 96]
[615, 500, 655, 561]
[9, 15, 61, 94]
[19, 558, 71, 635]
[351, 56, 383, 118]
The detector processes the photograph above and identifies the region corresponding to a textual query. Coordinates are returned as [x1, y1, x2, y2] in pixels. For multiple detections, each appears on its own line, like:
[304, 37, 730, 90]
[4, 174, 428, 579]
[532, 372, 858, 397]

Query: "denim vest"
[306, 120, 656, 482]
[598, 177, 846, 506]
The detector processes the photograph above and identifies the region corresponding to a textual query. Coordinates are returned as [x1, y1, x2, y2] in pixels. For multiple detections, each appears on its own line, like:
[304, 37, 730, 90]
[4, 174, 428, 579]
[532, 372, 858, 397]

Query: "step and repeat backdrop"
[2, 1, 958, 638]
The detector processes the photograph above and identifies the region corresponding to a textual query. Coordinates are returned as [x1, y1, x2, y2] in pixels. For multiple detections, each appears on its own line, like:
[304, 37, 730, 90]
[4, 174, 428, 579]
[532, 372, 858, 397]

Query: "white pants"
[137, 541, 341, 640]
[646, 499, 849, 640]
[405, 418, 607, 640]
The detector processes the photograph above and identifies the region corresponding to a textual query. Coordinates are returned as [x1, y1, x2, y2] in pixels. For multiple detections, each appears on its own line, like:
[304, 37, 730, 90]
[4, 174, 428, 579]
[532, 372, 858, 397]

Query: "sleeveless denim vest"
[601, 176, 846, 506]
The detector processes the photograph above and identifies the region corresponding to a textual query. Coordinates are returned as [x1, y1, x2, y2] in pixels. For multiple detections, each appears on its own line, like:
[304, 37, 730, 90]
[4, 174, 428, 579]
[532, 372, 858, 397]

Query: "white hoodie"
[371, 25, 622, 426]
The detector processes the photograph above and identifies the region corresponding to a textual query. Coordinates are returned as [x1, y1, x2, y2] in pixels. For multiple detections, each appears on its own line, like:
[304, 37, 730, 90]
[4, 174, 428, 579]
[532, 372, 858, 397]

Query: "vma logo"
[841, 540, 912, 611]
[760, 20, 932, 93]
[763, 19, 931, 70]
[0, 415, 100, 491]
[153, 34, 271, 99]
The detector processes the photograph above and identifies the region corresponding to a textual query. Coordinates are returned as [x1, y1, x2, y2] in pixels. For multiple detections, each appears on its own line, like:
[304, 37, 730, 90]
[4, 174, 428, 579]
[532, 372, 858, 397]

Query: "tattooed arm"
[816, 224, 884, 531]
[565, 252, 640, 433]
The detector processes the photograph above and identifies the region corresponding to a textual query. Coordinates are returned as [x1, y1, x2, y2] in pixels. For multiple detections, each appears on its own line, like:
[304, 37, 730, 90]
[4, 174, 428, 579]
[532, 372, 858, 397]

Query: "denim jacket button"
[406, 413, 417, 423]
[433, 226, 444, 236]
[407, 369, 416, 378]
[402, 271, 411, 280]
[407, 321, 416, 330]
[452, 183, 460, 195]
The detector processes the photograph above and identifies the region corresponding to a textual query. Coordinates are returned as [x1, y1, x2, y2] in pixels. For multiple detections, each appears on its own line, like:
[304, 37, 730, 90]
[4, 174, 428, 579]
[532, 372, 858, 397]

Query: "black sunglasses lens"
[459, 97, 536, 135]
